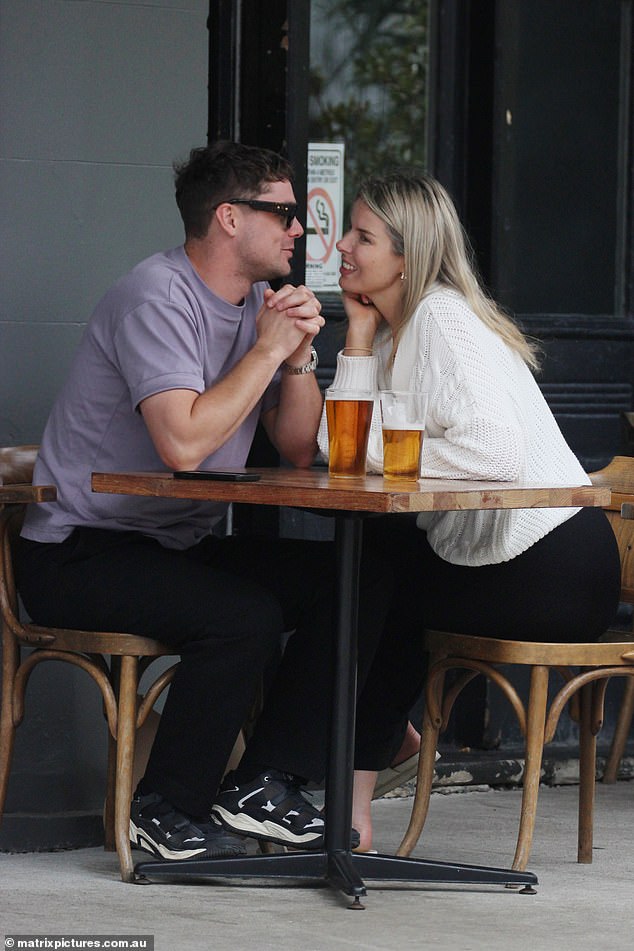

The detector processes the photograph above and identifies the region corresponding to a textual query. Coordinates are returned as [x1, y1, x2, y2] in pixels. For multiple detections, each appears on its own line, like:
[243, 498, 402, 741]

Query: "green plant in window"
[309, 0, 428, 214]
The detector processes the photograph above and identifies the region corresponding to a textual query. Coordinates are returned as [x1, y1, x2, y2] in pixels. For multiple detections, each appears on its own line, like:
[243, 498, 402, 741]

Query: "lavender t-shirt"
[22, 247, 280, 549]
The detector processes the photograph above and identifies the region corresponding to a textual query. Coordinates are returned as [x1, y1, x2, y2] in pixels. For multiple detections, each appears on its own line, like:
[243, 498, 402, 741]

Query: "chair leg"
[114, 655, 139, 883]
[103, 657, 121, 852]
[0, 714, 17, 832]
[512, 665, 549, 871]
[103, 732, 117, 852]
[602, 677, 634, 784]
[577, 682, 597, 863]
[397, 670, 444, 858]
[0, 640, 19, 826]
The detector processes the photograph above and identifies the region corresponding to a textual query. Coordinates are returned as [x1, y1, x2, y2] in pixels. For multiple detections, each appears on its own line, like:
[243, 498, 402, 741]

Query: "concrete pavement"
[2, 781, 633, 951]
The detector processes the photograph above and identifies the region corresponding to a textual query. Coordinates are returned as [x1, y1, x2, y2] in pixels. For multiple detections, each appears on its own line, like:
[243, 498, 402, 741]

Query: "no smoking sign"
[306, 188, 337, 262]
[305, 143, 345, 292]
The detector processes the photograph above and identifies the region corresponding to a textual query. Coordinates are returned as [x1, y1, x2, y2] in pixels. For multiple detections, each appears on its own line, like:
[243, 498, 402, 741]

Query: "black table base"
[134, 850, 537, 906]
[134, 513, 538, 905]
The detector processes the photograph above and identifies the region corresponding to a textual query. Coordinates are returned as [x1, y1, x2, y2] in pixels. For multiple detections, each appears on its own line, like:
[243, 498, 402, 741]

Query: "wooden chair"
[396, 455, 634, 871]
[602, 502, 634, 783]
[602, 679, 634, 783]
[0, 446, 179, 882]
[602, 417, 634, 781]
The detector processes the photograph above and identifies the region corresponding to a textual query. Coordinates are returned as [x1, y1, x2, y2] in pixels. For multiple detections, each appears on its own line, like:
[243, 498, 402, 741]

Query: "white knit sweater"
[317, 286, 590, 566]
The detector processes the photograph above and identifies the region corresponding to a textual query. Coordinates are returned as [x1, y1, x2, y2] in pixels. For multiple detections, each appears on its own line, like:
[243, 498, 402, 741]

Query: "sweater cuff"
[329, 351, 378, 393]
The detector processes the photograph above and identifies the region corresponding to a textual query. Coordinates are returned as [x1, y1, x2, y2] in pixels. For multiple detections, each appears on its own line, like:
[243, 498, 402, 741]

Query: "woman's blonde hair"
[356, 170, 540, 370]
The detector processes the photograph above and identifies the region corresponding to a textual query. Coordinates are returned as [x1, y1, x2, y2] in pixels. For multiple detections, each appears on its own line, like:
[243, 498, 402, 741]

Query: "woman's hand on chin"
[342, 292, 383, 346]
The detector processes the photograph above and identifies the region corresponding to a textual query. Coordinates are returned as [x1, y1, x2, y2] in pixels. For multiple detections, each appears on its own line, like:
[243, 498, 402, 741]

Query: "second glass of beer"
[325, 388, 374, 478]
[380, 391, 428, 480]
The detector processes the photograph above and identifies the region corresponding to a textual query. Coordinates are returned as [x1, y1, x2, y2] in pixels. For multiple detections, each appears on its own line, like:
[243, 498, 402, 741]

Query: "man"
[16, 141, 392, 860]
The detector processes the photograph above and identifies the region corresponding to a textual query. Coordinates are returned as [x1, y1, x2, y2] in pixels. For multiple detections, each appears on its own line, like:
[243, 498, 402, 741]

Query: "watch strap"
[282, 346, 318, 375]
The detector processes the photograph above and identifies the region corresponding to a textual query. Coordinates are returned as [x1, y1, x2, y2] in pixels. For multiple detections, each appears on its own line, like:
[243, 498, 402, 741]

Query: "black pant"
[15, 528, 394, 816]
[354, 506, 622, 768]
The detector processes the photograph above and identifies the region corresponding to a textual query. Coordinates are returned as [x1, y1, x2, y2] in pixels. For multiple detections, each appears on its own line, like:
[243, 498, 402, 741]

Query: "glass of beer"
[325, 388, 374, 478]
[380, 391, 428, 480]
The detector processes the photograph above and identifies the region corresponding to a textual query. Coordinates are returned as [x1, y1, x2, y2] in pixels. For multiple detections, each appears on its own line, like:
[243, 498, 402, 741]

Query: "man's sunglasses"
[225, 198, 298, 230]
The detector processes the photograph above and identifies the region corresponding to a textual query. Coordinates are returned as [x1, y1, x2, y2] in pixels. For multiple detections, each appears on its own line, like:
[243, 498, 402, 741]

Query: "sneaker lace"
[277, 772, 319, 816]
[142, 795, 204, 837]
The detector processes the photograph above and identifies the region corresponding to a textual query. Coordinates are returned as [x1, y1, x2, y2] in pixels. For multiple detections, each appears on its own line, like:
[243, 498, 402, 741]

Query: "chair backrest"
[590, 456, 634, 606]
[0, 446, 38, 486]
[0, 447, 38, 637]
[0, 507, 24, 633]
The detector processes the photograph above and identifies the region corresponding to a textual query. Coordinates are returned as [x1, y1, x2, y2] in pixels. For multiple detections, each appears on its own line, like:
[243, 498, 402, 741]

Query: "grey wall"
[0, 0, 209, 848]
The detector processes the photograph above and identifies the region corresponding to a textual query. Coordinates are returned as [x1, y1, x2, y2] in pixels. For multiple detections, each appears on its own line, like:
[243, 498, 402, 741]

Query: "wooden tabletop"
[91, 468, 610, 515]
[0, 484, 57, 505]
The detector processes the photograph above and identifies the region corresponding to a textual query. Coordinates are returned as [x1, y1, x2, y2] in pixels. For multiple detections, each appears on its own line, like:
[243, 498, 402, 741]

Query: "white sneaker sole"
[129, 818, 208, 861]
[211, 805, 323, 848]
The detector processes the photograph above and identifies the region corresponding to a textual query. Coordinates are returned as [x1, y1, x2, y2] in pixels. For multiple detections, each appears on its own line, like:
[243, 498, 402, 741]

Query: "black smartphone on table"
[173, 469, 261, 482]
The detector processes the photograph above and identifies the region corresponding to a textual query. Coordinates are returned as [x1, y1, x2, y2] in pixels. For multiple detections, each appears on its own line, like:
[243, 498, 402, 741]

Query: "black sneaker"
[212, 770, 360, 850]
[130, 790, 247, 861]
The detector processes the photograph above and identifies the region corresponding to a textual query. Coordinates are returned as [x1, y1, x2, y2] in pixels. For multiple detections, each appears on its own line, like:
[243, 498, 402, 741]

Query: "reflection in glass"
[309, 0, 429, 218]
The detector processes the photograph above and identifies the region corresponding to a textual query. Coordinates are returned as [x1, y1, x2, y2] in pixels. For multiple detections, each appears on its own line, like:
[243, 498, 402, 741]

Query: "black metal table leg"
[322, 513, 365, 895]
[320, 514, 537, 898]
[135, 512, 538, 899]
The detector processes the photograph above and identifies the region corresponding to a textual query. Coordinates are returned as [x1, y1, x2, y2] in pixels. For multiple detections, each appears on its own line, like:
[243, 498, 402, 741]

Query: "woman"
[318, 170, 621, 851]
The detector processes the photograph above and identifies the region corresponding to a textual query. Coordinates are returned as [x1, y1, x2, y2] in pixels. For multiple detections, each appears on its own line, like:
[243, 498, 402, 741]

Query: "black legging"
[353, 507, 621, 769]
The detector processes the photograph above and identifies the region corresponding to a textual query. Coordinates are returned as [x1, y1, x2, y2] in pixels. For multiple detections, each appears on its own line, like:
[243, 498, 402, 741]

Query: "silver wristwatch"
[282, 346, 319, 375]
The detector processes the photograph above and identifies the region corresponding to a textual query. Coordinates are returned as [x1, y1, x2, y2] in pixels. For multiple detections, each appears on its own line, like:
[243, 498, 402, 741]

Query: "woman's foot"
[352, 770, 378, 852]
[352, 724, 427, 849]
[393, 721, 421, 766]
[372, 722, 429, 800]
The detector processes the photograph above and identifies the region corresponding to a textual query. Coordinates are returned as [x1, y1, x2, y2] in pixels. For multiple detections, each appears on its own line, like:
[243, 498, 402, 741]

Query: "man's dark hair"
[174, 140, 294, 239]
